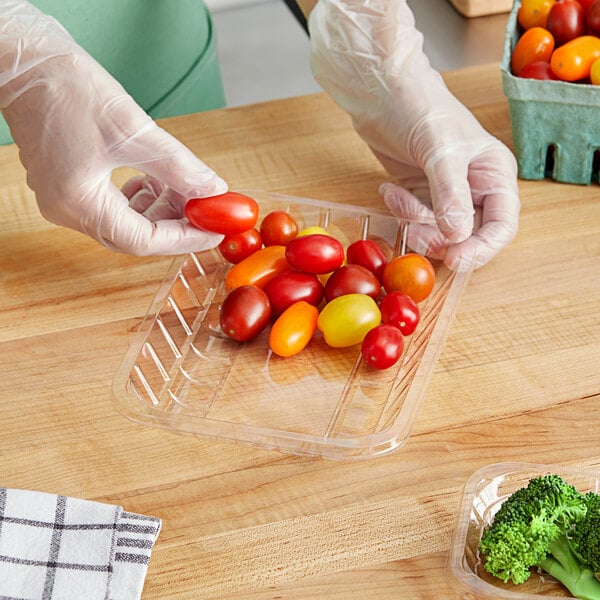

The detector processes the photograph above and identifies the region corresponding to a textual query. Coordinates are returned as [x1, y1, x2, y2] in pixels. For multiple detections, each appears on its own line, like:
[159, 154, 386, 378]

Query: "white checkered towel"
[0, 488, 161, 600]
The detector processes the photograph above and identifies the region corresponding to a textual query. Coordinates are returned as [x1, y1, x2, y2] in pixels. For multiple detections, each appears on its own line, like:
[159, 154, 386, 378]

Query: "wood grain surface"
[0, 63, 598, 599]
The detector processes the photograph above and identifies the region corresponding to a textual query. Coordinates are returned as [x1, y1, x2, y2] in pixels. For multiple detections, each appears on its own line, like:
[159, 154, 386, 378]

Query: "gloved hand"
[308, 0, 520, 269]
[0, 0, 226, 256]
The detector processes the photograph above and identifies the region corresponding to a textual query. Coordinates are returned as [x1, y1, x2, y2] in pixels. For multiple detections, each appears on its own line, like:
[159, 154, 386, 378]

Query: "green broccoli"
[479, 474, 600, 600]
[570, 492, 600, 578]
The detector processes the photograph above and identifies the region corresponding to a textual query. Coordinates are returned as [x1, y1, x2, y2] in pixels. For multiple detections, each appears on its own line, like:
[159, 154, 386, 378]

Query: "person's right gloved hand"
[0, 0, 227, 256]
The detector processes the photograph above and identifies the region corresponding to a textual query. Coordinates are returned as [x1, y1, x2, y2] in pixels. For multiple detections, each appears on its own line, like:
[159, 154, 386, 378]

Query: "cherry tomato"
[297, 226, 330, 237]
[382, 253, 436, 303]
[547, 0, 585, 45]
[269, 301, 319, 357]
[586, 0, 600, 35]
[263, 270, 324, 316]
[576, 0, 596, 12]
[225, 245, 289, 291]
[379, 292, 420, 336]
[550, 34, 600, 80]
[259, 210, 299, 246]
[361, 324, 404, 370]
[219, 285, 271, 342]
[317, 293, 381, 348]
[519, 59, 560, 79]
[590, 55, 600, 82]
[345, 239, 388, 281]
[185, 191, 259, 235]
[218, 228, 262, 264]
[511, 27, 555, 76]
[518, 0, 557, 29]
[285, 234, 344, 274]
[323, 264, 381, 302]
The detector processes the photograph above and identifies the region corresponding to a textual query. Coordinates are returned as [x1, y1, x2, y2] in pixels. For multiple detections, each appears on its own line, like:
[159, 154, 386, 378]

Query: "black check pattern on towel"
[0, 488, 161, 600]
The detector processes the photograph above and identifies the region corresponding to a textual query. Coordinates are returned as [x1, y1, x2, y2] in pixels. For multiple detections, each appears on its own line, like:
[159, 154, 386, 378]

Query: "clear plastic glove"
[308, 0, 520, 269]
[0, 0, 226, 256]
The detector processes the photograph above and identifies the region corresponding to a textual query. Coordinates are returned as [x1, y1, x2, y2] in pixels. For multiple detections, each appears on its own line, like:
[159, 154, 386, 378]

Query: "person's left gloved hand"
[308, 0, 521, 270]
[0, 0, 226, 256]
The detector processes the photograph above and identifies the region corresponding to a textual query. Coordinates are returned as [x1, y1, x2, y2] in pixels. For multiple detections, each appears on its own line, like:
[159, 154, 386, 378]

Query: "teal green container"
[502, 0, 600, 184]
[0, 0, 226, 145]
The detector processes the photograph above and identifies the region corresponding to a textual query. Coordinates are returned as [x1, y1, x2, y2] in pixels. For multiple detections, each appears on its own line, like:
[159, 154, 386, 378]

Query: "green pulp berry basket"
[501, 0, 600, 184]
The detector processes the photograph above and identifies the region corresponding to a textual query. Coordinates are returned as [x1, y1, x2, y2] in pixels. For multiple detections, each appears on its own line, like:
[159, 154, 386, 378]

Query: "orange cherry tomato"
[550, 35, 600, 81]
[511, 27, 555, 76]
[381, 253, 436, 303]
[259, 210, 299, 246]
[518, 0, 557, 29]
[225, 245, 289, 291]
[269, 301, 319, 357]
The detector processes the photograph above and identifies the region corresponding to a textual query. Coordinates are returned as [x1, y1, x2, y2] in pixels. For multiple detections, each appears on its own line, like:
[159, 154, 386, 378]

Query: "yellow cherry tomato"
[517, 0, 556, 30]
[298, 225, 331, 237]
[317, 293, 381, 348]
[591, 56, 600, 84]
[269, 301, 319, 357]
[550, 35, 600, 81]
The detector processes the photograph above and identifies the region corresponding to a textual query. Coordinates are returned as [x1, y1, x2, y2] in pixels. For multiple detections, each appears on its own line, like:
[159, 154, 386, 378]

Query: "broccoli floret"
[570, 492, 600, 578]
[479, 474, 600, 599]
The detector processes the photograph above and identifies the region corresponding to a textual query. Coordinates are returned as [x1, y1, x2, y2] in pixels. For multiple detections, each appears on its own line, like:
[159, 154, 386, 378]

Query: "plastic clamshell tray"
[112, 191, 473, 460]
[502, 0, 600, 184]
[449, 462, 600, 599]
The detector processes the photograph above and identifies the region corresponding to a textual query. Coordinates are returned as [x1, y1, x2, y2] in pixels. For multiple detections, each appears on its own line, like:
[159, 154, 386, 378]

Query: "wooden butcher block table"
[0, 63, 598, 599]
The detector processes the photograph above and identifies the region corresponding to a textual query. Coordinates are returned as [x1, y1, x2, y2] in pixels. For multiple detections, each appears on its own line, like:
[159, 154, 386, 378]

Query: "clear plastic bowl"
[449, 462, 600, 599]
[112, 191, 474, 460]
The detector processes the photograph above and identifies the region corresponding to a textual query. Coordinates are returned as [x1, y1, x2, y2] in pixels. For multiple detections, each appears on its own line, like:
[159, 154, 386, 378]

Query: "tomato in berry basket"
[285, 234, 344, 274]
[259, 210, 299, 246]
[517, 0, 557, 29]
[511, 27, 555, 76]
[519, 60, 560, 79]
[219, 285, 271, 342]
[550, 34, 600, 80]
[263, 270, 324, 316]
[547, 0, 585, 46]
[218, 228, 262, 264]
[269, 301, 319, 357]
[323, 264, 381, 302]
[185, 191, 259, 235]
[382, 253, 436, 303]
[361, 324, 404, 370]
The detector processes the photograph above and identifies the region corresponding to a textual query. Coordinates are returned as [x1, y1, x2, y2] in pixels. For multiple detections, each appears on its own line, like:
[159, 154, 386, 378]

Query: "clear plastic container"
[112, 191, 474, 460]
[449, 462, 600, 599]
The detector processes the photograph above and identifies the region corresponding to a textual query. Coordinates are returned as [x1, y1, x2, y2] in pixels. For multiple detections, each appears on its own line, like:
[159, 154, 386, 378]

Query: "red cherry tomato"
[225, 245, 289, 291]
[185, 191, 259, 235]
[269, 301, 319, 357]
[219, 285, 271, 342]
[511, 27, 555, 76]
[259, 210, 299, 246]
[586, 0, 600, 35]
[323, 264, 381, 302]
[550, 34, 600, 80]
[379, 292, 420, 336]
[382, 253, 436, 303]
[263, 270, 324, 316]
[519, 60, 560, 79]
[576, 0, 596, 12]
[547, 0, 585, 45]
[361, 324, 404, 370]
[218, 228, 262, 264]
[285, 234, 344, 274]
[345, 239, 388, 281]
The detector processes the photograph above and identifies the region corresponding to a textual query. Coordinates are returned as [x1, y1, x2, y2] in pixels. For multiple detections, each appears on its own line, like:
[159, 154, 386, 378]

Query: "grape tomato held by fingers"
[345, 239, 388, 280]
[379, 292, 420, 336]
[323, 264, 381, 302]
[285, 234, 344, 274]
[185, 191, 259, 235]
[263, 270, 324, 316]
[361, 324, 404, 370]
[382, 253, 436, 303]
[219, 285, 271, 342]
[218, 228, 262, 264]
[269, 301, 319, 357]
[260, 210, 299, 246]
